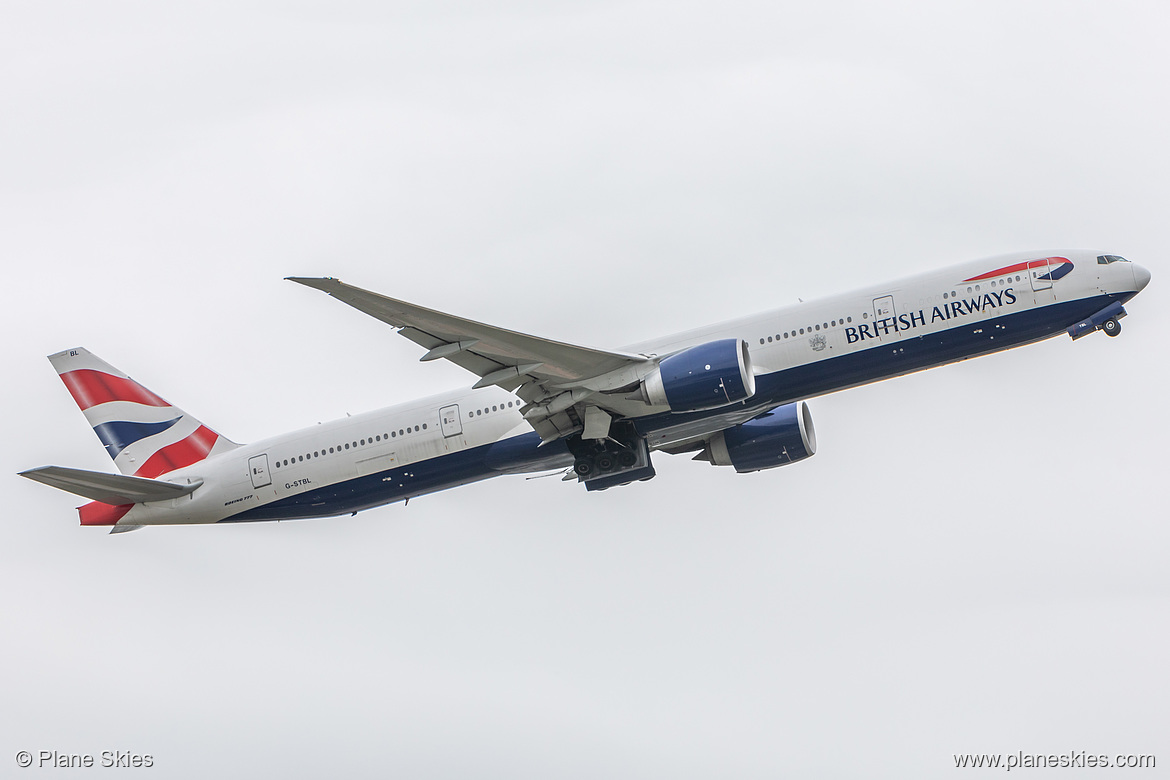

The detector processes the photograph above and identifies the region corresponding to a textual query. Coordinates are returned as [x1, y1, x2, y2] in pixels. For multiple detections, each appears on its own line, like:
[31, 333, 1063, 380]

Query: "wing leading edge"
[287, 277, 656, 441]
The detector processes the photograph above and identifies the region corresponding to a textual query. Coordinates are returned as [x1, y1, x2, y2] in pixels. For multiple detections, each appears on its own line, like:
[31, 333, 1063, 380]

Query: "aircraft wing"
[288, 277, 655, 441]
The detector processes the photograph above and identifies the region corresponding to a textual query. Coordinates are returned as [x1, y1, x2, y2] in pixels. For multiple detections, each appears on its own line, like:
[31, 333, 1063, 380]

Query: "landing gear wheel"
[595, 453, 616, 472]
[1102, 317, 1121, 337]
[618, 450, 638, 468]
[574, 459, 594, 477]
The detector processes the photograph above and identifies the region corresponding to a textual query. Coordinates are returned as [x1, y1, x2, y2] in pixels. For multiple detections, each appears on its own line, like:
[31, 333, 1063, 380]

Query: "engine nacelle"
[638, 339, 756, 412]
[703, 402, 817, 473]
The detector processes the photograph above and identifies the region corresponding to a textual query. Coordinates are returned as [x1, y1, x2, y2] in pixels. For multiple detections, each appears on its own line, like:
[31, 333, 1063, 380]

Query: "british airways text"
[846, 288, 1018, 344]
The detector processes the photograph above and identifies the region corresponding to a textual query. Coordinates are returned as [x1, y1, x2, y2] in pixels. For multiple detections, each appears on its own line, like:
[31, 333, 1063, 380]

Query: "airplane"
[20, 250, 1151, 533]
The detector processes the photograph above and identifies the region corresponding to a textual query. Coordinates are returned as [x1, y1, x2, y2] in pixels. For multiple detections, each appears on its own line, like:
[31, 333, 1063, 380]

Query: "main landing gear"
[1101, 317, 1121, 337]
[572, 445, 638, 477]
[568, 421, 656, 491]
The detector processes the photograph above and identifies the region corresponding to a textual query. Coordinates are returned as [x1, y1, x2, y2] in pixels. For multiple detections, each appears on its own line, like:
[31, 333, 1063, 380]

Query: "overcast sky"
[2, 2, 1168, 778]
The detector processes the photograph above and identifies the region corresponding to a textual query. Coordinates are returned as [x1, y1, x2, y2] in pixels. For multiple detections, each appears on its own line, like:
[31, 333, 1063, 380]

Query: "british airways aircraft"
[21, 250, 1150, 532]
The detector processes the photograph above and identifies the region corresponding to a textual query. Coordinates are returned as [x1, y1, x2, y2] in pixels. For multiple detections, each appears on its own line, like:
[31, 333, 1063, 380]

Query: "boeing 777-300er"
[21, 250, 1151, 532]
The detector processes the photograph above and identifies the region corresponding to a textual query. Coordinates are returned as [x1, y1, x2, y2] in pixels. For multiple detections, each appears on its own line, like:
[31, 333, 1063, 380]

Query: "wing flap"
[19, 465, 201, 505]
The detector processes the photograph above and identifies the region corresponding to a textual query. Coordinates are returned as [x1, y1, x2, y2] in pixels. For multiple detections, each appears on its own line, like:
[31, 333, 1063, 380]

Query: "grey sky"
[3, 2, 1167, 777]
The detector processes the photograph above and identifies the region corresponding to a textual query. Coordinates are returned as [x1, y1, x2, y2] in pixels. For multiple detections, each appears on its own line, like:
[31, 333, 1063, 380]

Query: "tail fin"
[48, 348, 239, 478]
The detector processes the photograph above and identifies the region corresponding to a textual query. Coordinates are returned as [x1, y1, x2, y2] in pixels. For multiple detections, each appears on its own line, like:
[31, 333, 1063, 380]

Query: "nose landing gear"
[1067, 301, 1127, 341]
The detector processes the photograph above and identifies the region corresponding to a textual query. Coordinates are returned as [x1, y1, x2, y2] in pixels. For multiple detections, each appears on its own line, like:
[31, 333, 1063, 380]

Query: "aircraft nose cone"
[1133, 264, 1152, 292]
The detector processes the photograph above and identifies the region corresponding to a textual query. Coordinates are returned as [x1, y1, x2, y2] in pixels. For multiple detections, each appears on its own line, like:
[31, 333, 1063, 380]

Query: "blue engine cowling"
[703, 402, 817, 473]
[640, 339, 756, 412]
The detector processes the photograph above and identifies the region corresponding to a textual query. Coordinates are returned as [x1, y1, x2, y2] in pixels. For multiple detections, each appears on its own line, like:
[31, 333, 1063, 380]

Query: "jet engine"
[700, 402, 817, 473]
[634, 339, 756, 412]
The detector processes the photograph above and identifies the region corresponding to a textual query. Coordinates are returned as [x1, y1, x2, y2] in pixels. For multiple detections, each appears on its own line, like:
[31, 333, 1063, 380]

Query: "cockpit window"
[1097, 254, 1129, 264]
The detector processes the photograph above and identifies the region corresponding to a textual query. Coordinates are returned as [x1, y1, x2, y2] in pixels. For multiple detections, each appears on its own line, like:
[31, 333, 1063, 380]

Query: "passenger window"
[414, 425, 420, 432]
[422, 423, 427, 430]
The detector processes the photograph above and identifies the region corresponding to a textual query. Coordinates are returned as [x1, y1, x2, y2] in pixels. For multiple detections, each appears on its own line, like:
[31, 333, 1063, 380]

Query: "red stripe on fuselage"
[78, 501, 132, 526]
[133, 425, 219, 479]
[963, 257, 1070, 283]
[59, 369, 170, 411]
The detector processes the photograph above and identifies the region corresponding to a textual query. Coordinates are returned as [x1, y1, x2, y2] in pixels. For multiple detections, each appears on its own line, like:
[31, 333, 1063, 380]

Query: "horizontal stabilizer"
[19, 466, 201, 505]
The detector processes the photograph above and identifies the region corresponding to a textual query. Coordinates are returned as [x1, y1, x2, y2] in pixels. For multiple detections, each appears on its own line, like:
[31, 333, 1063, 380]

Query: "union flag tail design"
[48, 348, 238, 478]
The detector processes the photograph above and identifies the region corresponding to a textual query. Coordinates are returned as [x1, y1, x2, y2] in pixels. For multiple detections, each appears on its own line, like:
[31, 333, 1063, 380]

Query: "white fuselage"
[117, 249, 1148, 525]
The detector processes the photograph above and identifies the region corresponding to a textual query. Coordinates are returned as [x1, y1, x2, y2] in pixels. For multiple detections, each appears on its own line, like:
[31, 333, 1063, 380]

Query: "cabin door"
[1028, 258, 1057, 304]
[872, 295, 896, 341]
[248, 454, 272, 489]
[439, 404, 463, 437]
[1029, 259, 1053, 291]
